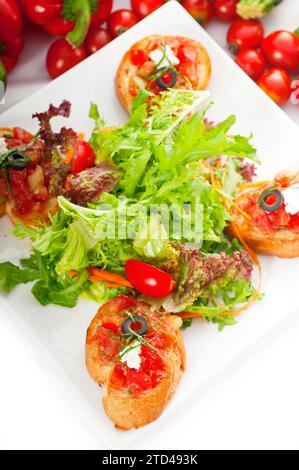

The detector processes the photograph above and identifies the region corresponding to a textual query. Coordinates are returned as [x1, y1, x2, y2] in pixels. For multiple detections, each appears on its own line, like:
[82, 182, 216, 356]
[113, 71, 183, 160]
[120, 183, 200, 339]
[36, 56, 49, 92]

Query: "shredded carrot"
[65, 146, 75, 164]
[88, 268, 133, 288]
[68, 270, 78, 278]
[237, 180, 270, 191]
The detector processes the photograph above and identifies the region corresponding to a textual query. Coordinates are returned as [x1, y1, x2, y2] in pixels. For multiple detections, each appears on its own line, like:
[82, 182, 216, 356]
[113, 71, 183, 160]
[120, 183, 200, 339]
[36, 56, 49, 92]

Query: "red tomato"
[43, 16, 74, 36]
[107, 9, 139, 38]
[258, 68, 291, 106]
[96, 326, 119, 360]
[46, 38, 86, 79]
[291, 76, 299, 105]
[110, 364, 126, 389]
[261, 30, 299, 74]
[71, 140, 95, 175]
[227, 19, 264, 54]
[99, 295, 137, 316]
[289, 214, 299, 231]
[8, 168, 34, 215]
[130, 48, 147, 66]
[125, 260, 175, 298]
[84, 27, 112, 56]
[21, 0, 62, 25]
[181, 0, 213, 25]
[90, 0, 113, 27]
[235, 48, 266, 81]
[13, 127, 34, 144]
[214, 0, 238, 23]
[131, 0, 164, 19]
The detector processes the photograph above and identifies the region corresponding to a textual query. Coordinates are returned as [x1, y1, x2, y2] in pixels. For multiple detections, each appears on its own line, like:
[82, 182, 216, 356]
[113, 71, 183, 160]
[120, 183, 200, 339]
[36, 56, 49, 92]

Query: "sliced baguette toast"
[116, 35, 211, 111]
[86, 295, 185, 430]
[230, 173, 299, 258]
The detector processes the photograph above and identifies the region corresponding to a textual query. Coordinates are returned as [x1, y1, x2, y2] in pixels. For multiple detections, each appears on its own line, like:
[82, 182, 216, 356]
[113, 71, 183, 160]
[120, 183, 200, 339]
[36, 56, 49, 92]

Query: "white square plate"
[1, 1, 299, 448]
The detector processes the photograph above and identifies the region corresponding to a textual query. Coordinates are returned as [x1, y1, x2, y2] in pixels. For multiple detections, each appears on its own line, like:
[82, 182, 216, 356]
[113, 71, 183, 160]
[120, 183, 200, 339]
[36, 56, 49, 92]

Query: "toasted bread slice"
[116, 35, 211, 111]
[230, 174, 299, 258]
[86, 296, 185, 430]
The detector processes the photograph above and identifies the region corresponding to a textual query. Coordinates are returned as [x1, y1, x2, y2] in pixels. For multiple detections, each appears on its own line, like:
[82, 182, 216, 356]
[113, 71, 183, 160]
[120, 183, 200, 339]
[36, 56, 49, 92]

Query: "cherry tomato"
[131, 0, 164, 19]
[125, 260, 175, 298]
[261, 30, 299, 74]
[85, 27, 112, 56]
[227, 19, 264, 54]
[291, 76, 299, 105]
[258, 68, 291, 106]
[21, 0, 62, 25]
[235, 48, 266, 81]
[107, 9, 139, 38]
[214, 0, 238, 23]
[71, 140, 95, 175]
[46, 38, 86, 79]
[90, 0, 113, 27]
[181, 0, 214, 25]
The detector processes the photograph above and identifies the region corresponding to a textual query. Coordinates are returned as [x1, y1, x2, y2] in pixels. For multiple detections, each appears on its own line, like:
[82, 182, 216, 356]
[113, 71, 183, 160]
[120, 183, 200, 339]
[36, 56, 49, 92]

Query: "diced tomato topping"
[100, 295, 136, 316]
[130, 48, 147, 67]
[8, 169, 34, 215]
[95, 326, 120, 361]
[110, 363, 126, 389]
[126, 368, 152, 396]
[101, 322, 120, 333]
[13, 127, 34, 144]
[177, 45, 196, 64]
[0, 174, 8, 197]
[289, 214, 299, 231]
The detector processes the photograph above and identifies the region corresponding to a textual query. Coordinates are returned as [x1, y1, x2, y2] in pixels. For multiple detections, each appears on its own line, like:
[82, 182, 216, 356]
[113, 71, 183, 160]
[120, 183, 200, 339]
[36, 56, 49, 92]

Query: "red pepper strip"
[0, 0, 23, 80]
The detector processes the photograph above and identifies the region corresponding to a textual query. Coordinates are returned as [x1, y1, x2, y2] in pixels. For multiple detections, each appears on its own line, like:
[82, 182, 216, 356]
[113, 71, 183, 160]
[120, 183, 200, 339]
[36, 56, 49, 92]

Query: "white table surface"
[1, 0, 299, 450]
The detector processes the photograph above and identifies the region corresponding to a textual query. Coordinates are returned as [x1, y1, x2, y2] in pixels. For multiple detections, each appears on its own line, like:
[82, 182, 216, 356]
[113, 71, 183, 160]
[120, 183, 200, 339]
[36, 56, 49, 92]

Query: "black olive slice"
[121, 315, 149, 336]
[258, 188, 284, 213]
[156, 68, 177, 89]
[7, 152, 29, 170]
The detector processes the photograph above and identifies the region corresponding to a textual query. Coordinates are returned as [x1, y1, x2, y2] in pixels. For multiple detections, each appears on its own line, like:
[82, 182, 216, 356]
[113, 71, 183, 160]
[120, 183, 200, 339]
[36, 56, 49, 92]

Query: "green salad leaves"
[0, 88, 259, 329]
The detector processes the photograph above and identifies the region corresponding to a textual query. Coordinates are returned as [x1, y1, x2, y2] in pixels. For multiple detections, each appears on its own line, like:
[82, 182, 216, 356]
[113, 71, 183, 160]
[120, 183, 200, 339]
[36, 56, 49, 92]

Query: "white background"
[1, 0, 299, 450]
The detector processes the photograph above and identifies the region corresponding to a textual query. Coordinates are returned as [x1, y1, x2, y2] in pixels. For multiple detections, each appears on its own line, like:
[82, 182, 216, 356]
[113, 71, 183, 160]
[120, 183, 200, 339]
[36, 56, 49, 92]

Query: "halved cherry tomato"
[84, 26, 112, 56]
[125, 260, 175, 298]
[131, 0, 164, 19]
[107, 9, 139, 38]
[235, 48, 266, 81]
[46, 38, 86, 79]
[258, 68, 291, 106]
[261, 30, 299, 74]
[71, 140, 95, 175]
[181, 0, 214, 25]
[214, 0, 238, 23]
[227, 19, 264, 54]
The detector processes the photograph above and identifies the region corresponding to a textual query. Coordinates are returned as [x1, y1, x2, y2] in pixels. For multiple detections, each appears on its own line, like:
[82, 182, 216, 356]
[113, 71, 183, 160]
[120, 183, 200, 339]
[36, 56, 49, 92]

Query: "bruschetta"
[86, 294, 185, 430]
[116, 35, 211, 111]
[0, 127, 57, 226]
[230, 171, 299, 258]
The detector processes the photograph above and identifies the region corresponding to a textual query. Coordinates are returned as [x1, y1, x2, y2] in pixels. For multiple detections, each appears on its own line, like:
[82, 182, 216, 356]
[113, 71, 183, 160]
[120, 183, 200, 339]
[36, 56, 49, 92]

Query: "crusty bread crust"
[231, 186, 299, 258]
[116, 35, 211, 111]
[86, 302, 186, 430]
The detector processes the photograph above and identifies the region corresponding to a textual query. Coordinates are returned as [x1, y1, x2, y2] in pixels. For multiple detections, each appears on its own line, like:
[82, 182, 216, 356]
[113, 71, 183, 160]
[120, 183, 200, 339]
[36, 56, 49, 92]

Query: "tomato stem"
[65, 0, 91, 47]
